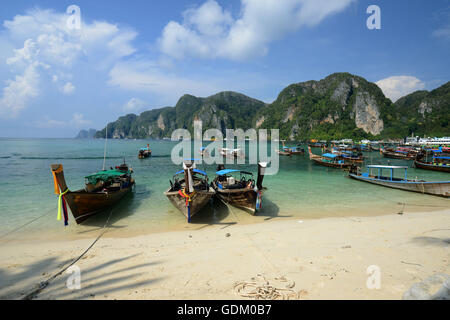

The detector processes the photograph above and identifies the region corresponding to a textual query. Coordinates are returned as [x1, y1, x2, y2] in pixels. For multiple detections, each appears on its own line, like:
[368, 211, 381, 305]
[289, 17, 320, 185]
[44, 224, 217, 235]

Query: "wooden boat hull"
[308, 144, 326, 148]
[138, 151, 151, 159]
[51, 164, 135, 224]
[342, 157, 364, 164]
[164, 187, 215, 221]
[349, 173, 450, 197]
[382, 150, 416, 160]
[311, 158, 352, 169]
[414, 160, 450, 173]
[212, 182, 259, 214]
[276, 150, 292, 156]
[64, 184, 134, 224]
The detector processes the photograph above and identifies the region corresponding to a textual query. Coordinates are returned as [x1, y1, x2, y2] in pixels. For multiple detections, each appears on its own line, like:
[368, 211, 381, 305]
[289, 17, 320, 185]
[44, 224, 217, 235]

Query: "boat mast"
[102, 123, 108, 171]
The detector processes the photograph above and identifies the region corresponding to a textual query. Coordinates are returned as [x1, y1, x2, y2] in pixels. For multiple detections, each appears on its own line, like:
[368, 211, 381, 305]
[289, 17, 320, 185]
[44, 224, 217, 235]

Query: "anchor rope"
[21, 208, 114, 300]
[0, 206, 56, 241]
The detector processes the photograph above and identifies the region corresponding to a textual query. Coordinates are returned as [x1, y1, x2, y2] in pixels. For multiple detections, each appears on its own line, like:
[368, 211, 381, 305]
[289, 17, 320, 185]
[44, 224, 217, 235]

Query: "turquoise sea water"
[0, 138, 448, 241]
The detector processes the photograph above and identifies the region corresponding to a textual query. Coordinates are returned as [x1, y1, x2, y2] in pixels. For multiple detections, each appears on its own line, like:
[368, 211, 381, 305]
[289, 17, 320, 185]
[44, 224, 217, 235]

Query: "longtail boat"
[308, 142, 327, 148]
[349, 165, 450, 197]
[414, 151, 450, 173]
[360, 144, 371, 152]
[138, 144, 152, 159]
[219, 148, 243, 158]
[280, 141, 305, 155]
[211, 163, 266, 214]
[277, 146, 304, 156]
[381, 147, 416, 160]
[308, 147, 352, 169]
[276, 149, 292, 156]
[50, 162, 135, 224]
[164, 161, 215, 222]
[329, 148, 364, 163]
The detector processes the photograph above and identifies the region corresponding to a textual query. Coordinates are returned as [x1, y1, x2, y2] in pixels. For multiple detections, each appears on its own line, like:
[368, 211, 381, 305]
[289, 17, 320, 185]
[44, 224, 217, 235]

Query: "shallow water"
[0, 138, 448, 242]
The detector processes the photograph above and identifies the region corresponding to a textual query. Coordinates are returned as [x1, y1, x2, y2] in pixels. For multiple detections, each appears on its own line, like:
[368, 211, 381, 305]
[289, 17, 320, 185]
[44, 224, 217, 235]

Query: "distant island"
[75, 128, 97, 139]
[77, 73, 449, 141]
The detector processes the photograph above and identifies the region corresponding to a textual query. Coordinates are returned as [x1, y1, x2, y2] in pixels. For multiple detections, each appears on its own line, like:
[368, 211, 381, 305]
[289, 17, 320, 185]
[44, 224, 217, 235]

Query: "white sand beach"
[0, 209, 449, 300]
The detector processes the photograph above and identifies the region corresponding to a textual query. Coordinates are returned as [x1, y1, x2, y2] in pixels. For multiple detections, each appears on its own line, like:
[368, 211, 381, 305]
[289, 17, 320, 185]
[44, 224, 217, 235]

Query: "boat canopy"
[322, 153, 338, 158]
[140, 147, 150, 151]
[215, 169, 253, 176]
[85, 169, 131, 185]
[367, 165, 408, 169]
[175, 168, 207, 176]
[216, 169, 240, 175]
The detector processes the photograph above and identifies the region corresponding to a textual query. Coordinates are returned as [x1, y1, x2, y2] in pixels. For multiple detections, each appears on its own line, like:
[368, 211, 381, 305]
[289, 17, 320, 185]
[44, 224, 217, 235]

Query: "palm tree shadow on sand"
[0, 253, 163, 300]
[75, 184, 151, 234]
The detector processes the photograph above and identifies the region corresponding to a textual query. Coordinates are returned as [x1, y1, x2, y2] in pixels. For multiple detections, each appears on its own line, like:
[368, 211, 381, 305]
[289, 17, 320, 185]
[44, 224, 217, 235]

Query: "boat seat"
[85, 180, 105, 192]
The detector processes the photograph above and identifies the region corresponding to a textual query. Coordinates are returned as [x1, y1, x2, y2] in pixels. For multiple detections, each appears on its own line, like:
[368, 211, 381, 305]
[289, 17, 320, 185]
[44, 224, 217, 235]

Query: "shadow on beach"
[412, 236, 450, 247]
[257, 197, 291, 221]
[0, 253, 163, 300]
[188, 198, 237, 230]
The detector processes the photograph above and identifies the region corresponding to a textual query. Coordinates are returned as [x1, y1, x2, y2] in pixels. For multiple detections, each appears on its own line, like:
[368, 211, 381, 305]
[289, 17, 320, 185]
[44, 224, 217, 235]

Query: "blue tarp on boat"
[322, 153, 338, 158]
[216, 169, 241, 176]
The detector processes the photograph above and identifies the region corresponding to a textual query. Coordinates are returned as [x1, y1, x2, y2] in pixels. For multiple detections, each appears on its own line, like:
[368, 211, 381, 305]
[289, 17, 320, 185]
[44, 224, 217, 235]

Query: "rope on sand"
[21, 208, 114, 300]
[234, 274, 299, 300]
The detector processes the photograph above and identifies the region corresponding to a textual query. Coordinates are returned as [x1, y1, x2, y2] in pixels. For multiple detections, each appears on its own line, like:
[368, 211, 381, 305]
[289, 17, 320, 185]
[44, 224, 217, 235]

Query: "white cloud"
[0, 62, 41, 118]
[123, 97, 148, 112]
[71, 113, 91, 127]
[376, 76, 426, 102]
[36, 113, 91, 128]
[158, 0, 354, 61]
[432, 26, 450, 40]
[62, 82, 75, 95]
[0, 8, 137, 118]
[108, 59, 219, 102]
[432, 7, 450, 41]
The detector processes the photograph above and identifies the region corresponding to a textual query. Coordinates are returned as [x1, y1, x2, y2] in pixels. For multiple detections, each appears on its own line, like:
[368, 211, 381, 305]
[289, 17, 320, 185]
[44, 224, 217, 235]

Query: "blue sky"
[0, 0, 449, 137]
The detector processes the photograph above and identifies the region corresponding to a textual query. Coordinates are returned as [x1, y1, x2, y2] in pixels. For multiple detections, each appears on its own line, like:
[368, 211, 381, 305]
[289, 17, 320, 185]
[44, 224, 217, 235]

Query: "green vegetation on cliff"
[383, 82, 449, 137]
[95, 91, 266, 139]
[93, 74, 449, 141]
[256, 73, 390, 141]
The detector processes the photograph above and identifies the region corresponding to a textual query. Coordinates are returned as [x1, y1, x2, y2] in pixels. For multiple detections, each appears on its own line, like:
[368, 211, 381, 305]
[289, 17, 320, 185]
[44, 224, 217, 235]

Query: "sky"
[0, 0, 449, 138]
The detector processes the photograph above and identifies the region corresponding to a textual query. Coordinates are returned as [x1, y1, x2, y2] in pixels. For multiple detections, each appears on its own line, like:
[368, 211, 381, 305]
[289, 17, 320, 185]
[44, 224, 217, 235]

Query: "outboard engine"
[256, 162, 267, 190]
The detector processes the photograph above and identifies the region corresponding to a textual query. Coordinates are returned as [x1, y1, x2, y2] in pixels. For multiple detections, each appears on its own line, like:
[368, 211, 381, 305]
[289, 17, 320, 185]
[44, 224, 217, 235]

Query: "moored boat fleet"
[50, 137, 450, 227]
[306, 140, 450, 197]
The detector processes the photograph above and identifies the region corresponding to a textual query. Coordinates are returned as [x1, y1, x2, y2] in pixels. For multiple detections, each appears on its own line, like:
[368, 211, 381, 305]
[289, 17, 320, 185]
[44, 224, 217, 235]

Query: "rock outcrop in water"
[75, 128, 97, 139]
[93, 73, 449, 140]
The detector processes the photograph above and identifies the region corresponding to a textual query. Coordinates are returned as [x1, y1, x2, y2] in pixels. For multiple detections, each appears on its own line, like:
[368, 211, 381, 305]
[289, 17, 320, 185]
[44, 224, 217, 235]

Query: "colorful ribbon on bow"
[178, 188, 195, 206]
[57, 188, 69, 225]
